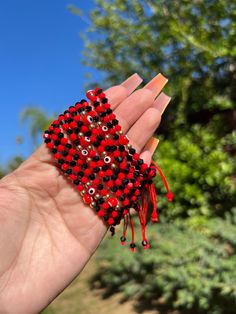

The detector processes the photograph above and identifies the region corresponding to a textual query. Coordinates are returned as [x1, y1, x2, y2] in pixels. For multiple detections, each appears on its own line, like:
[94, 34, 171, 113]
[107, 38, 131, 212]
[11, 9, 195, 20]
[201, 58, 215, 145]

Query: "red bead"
[107, 218, 114, 225]
[98, 210, 105, 217]
[102, 202, 109, 210]
[119, 135, 129, 145]
[51, 134, 58, 141]
[123, 199, 130, 206]
[115, 190, 122, 197]
[57, 145, 65, 152]
[70, 133, 77, 141]
[69, 148, 76, 155]
[108, 197, 118, 207]
[98, 171, 105, 177]
[81, 126, 89, 133]
[66, 155, 72, 162]
[81, 177, 88, 184]
[62, 123, 69, 130]
[111, 211, 118, 218]
[114, 125, 121, 132]
[101, 189, 108, 196]
[54, 153, 61, 160]
[61, 138, 68, 145]
[69, 174, 77, 181]
[133, 153, 140, 161]
[167, 191, 174, 202]
[84, 169, 92, 176]
[120, 162, 127, 170]
[97, 146, 104, 153]
[47, 142, 54, 149]
[70, 121, 77, 129]
[77, 184, 84, 191]
[115, 179, 122, 186]
[61, 163, 69, 171]
[86, 90, 97, 101]
[53, 127, 61, 134]
[73, 166, 80, 173]
[118, 173, 125, 179]
[83, 194, 92, 204]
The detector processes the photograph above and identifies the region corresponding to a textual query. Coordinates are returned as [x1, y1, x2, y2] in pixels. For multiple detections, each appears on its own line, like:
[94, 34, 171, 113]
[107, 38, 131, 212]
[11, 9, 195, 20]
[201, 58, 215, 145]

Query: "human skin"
[0, 73, 170, 313]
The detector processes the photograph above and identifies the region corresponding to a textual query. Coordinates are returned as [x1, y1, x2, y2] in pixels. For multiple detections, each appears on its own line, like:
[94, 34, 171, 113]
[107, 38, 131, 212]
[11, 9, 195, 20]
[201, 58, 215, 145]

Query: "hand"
[0, 73, 170, 313]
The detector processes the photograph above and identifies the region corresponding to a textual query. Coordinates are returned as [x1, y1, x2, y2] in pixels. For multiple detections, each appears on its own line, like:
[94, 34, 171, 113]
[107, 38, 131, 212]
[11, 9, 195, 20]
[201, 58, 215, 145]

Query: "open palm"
[0, 73, 170, 313]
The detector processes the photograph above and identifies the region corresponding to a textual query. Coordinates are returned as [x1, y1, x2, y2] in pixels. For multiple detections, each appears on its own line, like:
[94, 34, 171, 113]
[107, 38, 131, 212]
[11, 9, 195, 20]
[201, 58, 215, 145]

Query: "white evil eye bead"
[85, 136, 90, 142]
[88, 187, 95, 195]
[87, 115, 93, 123]
[104, 156, 111, 163]
[82, 149, 88, 156]
[102, 126, 108, 132]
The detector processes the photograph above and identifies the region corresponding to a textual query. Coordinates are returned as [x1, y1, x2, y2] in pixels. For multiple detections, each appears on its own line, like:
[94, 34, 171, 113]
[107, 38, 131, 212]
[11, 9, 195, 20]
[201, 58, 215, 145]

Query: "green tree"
[72, 0, 236, 218]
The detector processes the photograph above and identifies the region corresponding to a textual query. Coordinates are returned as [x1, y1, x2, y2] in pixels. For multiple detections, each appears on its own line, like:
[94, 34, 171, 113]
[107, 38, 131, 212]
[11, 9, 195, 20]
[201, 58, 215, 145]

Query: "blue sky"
[0, 0, 102, 166]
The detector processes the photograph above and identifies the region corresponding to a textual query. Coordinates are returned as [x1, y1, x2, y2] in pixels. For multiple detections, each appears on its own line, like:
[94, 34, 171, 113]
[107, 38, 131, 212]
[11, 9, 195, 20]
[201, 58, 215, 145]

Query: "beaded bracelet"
[43, 87, 173, 251]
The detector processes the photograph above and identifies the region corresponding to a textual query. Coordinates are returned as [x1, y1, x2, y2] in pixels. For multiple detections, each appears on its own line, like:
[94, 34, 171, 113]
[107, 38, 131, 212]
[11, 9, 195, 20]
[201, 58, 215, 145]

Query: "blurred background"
[1, 1, 236, 313]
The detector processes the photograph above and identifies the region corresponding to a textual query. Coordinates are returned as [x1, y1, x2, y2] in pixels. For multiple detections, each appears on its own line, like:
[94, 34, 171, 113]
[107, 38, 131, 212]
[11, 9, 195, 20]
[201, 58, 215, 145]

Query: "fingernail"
[121, 73, 143, 95]
[144, 73, 168, 97]
[153, 92, 171, 115]
[146, 137, 160, 155]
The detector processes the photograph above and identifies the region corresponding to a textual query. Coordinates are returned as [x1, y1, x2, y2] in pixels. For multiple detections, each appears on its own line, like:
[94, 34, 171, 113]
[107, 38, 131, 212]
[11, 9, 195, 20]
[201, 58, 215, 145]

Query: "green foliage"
[154, 126, 236, 219]
[21, 107, 53, 146]
[0, 156, 24, 179]
[92, 213, 236, 314]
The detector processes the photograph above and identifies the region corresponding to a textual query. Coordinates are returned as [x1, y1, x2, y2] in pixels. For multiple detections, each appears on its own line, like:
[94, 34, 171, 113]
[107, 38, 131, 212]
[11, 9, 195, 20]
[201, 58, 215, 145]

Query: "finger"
[126, 92, 171, 152]
[126, 108, 161, 152]
[152, 92, 171, 114]
[104, 73, 143, 109]
[114, 73, 168, 133]
[140, 137, 159, 165]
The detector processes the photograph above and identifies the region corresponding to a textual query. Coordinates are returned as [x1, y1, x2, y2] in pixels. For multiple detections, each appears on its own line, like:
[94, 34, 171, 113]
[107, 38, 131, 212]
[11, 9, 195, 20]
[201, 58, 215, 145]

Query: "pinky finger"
[140, 137, 160, 165]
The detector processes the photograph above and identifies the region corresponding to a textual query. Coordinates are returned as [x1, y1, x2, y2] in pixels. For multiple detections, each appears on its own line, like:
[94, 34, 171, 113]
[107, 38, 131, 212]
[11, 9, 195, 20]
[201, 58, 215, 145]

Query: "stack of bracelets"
[43, 87, 174, 252]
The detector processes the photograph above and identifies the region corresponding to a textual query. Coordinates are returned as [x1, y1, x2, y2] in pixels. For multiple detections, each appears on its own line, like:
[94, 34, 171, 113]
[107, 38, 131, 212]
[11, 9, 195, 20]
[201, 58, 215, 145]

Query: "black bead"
[78, 108, 84, 113]
[130, 243, 136, 249]
[77, 121, 84, 127]
[71, 111, 77, 116]
[73, 179, 80, 185]
[44, 138, 51, 143]
[93, 101, 100, 107]
[97, 135, 103, 141]
[142, 240, 148, 246]
[111, 174, 118, 180]
[58, 132, 64, 139]
[102, 165, 108, 171]
[66, 169, 72, 175]
[78, 171, 84, 177]
[54, 140, 60, 146]
[80, 99, 87, 103]
[112, 119, 119, 125]
[74, 127, 80, 133]
[64, 110, 69, 114]
[106, 108, 112, 114]
[85, 106, 92, 112]
[115, 156, 123, 163]
[67, 129, 73, 134]
[93, 116, 99, 122]
[89, 174, 95, 180]
[93, 156, 99, 162]
[138, 159, 144, 165]
[95, 206, 100, 212]
[74, 140, 80, 146]
[81, 164, 88, 170]
[67, 118, 73, 123]
[66, 143, 72, 149]
[103, 176, 110, 182]
[111, 186, 118, 192]
[98, 198, 105, 204]
[122, 179, 129, 185]
[51, 148, 57, 154]
[93, 141, 100, 147]
[114, 168, 120, 174]
[62, 151, 68, 157]
[103, 214, 109, 221]
[113, 134, 119, 140]
[70, 161, 76, 167]
[58, 158, 64, 164]
[120, 236, 126, 242]
[129, 148, 136, 155]
[95, 89, 103, 95]
[120, 195, 125, 201]
[127, 155, 133, 161]
[85, 131, 92, 137]
[119, 145, 125, 152]
[110, 145, 116, 151]
[97, 184, 103, 190]
[74, 154, 79, 160]
[101, 97, 108, 104]
[100, 112, 106, 118]
[94, 167, 100, 173]
[105, 145, 110, 152]
[107, 122, 113, 129]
